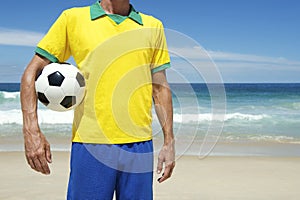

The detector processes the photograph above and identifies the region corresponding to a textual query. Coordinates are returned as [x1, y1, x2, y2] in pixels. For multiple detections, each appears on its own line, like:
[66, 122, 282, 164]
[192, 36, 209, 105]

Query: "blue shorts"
[67, 141, 153, 200]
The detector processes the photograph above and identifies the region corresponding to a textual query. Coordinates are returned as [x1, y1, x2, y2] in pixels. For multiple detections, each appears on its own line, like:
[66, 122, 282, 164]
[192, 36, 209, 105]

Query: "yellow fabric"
[36, 4, 170, 144]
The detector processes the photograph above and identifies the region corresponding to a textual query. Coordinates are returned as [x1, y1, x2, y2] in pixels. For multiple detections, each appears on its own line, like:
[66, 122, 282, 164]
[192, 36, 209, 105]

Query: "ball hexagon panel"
[58, 64, 78, 78]
[46, 103, 66, 112]
[35, 73, 49, 93]
[77, 87, 86, 104]
[44, 86, 65, 104]
[60, 78, 80, 96]
[41, 63, 62, 76]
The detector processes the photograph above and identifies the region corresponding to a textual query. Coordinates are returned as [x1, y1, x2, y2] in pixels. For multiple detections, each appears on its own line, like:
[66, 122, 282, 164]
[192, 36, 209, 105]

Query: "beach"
[1, 151, 300, 200]
[1, 83, 300, 199]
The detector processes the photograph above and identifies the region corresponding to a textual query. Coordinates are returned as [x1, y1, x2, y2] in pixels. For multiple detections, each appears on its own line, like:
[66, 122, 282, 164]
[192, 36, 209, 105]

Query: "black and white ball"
[35, 63, 86, 112]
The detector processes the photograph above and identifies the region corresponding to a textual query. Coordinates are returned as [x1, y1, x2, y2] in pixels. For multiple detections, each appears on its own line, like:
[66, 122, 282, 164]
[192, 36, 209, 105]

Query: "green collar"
[90, 1, 143, 25]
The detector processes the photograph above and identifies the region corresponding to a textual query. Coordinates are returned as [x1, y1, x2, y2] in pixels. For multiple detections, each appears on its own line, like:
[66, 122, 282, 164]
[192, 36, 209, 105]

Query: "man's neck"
[100, 0, 130, 16]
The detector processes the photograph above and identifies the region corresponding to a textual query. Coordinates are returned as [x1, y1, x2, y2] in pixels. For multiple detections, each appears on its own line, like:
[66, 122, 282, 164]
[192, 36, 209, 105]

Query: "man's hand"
[21, 54, 51, 175]
[157, 141, 175, 183]
[152, 70, 175, 183]
[23, 128, 52, 175]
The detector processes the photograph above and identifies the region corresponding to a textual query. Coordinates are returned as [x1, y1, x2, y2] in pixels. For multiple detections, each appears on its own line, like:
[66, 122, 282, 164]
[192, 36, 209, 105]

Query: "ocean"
[1, 83, 300, 157]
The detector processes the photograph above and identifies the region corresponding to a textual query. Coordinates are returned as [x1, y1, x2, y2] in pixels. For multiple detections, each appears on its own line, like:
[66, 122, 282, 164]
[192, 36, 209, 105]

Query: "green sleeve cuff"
[35, 47, 59, 63]
[151, 62, 171, 74]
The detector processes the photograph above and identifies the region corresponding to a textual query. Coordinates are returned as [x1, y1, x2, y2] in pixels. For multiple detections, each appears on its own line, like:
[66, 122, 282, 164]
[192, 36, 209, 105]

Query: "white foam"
[0, 109, 22, 124]
[172, 112, 269, 123]
[225, 113, 269, 121]
[0, 110, 272, 125]
[247, 135, 298, 143]
[0, 109, 73, 125]
[292, 102, 300, 109]
[1, 91, 20, 99]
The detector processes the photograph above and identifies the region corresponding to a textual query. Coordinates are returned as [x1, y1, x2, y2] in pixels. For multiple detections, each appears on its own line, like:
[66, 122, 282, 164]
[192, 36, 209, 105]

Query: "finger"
[157, 157, 163, 174]
[32, 157, 43, 173]
[158, 162, 175, 183]
[26, 156, 36, 170]
[45, 144, 52, 163]
[158, 166, 171, 183]
[39, 156, 51, 175]
[169, 162, 175, 176]
[36, 149, 51, 175]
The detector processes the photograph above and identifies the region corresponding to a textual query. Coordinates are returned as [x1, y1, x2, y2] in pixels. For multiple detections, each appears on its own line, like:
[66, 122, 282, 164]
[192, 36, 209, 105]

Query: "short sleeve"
[151, 21, 171, 73]
[35, 11, 71, 63]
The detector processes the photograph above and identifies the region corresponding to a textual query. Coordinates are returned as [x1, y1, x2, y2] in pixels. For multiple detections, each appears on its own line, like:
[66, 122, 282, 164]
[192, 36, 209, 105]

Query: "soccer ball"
[35, 63, 86, 112]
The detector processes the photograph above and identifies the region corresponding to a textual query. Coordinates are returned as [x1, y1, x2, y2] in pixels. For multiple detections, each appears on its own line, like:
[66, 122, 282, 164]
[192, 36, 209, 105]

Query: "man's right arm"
[20, 54, 52, 175]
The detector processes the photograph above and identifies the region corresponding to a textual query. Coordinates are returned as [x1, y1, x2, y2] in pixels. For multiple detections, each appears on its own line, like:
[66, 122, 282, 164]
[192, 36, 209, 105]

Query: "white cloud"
[168, 46, 300, 83]
[169, 46, 300, 67]
[0, 28, 44, 47]
[208, 51, 300, 66]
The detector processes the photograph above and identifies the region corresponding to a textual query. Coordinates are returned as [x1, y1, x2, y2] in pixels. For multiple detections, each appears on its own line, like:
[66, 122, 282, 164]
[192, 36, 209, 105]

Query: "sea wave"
[272, 101, 300, 112]
[292, 102, 300, 109]
[220, 135, 300, 144]
[172, 113, 270, 123]
[279, 102, 300, 110]
[1, 109, 270, 125]
[0, 91, 20, 102]
[247, 135, 300, 143]
[0, 109, 73, 125]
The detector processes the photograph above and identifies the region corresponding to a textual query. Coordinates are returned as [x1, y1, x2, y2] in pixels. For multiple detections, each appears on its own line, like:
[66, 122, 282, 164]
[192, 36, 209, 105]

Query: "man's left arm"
[152, 70, 175, 183]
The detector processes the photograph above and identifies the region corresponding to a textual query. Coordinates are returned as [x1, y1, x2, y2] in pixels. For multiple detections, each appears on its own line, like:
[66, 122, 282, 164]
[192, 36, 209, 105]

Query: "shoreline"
[1, 136, 300, 157]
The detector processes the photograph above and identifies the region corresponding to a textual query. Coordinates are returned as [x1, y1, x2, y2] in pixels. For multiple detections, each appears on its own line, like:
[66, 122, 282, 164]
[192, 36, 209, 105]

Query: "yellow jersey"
[36, 1, 171, 144]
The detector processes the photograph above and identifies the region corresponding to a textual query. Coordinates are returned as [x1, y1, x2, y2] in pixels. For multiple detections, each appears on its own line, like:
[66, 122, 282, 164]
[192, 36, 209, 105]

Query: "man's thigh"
[67, 141, 154, 200]
[116, 140, 154, 200]
[67, 143, 117, 200]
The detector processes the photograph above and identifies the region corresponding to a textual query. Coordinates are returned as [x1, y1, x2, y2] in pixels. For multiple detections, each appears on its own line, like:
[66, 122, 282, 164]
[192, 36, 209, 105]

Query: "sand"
[1, 152, 300, 200]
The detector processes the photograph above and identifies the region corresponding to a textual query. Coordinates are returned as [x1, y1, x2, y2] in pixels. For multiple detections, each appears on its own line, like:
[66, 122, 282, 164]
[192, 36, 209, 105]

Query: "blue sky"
[0, 0, 299, 83]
